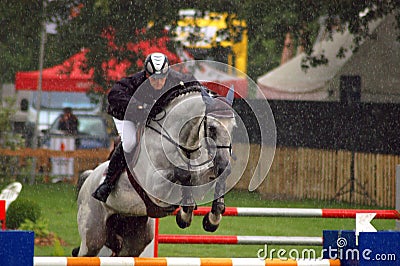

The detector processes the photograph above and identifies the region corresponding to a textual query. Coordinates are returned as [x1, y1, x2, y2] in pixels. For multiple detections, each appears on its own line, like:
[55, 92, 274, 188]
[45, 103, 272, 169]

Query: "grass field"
[10, 183, 396, 258]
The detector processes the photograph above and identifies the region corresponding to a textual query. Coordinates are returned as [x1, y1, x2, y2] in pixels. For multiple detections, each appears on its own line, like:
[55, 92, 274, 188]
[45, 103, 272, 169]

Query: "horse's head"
[135, 83, 235, 207]
[201, 86, 236, 188]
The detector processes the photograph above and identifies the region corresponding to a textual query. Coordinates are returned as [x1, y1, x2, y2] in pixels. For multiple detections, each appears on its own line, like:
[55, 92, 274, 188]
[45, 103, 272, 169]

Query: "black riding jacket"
[107, 69, 198, 121]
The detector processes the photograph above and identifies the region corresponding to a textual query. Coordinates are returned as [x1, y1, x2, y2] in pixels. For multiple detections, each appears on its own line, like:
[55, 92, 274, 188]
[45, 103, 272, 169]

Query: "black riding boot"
[92, 142, 126, 202]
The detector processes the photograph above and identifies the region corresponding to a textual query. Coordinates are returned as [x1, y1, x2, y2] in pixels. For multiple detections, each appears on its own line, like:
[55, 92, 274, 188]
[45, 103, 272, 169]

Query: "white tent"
[256, 16, 395, 102]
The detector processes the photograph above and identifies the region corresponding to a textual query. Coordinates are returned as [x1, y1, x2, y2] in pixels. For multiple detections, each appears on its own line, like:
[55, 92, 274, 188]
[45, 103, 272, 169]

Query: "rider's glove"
[125, 98, 151, 123]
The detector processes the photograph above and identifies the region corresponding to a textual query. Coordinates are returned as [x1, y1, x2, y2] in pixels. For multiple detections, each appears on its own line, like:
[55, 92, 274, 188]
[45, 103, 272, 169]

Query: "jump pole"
[33, 257, 340, 266]
[158, 234, 323, 246]
[179, 207, 400, 219]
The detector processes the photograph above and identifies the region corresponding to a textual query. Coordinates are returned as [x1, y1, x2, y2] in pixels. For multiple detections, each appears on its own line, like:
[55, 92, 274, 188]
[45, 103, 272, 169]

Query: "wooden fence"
[1, 146, 399, 207]
[0, 148, 110, 184]
[234, 144, 400, 208]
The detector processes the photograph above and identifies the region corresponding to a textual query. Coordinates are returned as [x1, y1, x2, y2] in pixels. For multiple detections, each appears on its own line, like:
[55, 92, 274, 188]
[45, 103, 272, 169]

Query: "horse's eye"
[208, 125, 216, 132]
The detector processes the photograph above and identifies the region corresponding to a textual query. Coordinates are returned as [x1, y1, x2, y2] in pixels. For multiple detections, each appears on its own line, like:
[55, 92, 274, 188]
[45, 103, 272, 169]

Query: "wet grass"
[14, 183, 79, 256]
[10, 183, 396, 257]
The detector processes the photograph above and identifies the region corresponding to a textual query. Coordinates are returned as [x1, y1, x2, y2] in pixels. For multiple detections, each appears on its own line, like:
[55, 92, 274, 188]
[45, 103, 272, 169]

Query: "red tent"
[15, 38, 180, 92]
[15, 50, 98, 92]
[15, 40, 247, 97]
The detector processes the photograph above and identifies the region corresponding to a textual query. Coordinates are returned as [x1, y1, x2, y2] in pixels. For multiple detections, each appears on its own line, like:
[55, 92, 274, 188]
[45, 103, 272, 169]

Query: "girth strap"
[126, 170, 178, 218]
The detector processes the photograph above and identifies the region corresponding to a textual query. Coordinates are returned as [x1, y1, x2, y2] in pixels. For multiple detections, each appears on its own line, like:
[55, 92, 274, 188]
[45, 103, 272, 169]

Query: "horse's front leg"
[176, 205, 195, 229]
[203, 155, 230, 232]
[175, 167, 196, 229]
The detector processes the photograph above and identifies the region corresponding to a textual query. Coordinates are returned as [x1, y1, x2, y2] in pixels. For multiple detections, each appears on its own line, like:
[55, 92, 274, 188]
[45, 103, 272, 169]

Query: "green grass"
[12, 183, 79, 256]
[9, 184, 396, 257]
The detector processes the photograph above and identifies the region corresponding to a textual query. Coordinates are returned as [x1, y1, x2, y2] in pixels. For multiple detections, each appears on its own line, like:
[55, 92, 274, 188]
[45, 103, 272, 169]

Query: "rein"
[145, 112, 233, 169]
[145, 120, 201, 160]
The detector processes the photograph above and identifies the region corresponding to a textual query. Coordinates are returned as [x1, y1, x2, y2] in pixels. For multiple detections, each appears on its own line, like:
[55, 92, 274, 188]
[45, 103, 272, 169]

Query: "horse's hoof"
[202, 212, 219, 232]
[72, 247, 80, 257]
[176, 212, 191, 229]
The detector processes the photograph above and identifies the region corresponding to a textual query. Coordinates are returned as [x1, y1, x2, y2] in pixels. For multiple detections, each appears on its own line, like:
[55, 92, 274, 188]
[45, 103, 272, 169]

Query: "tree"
[0, 1, 43, 84]
[239, 0, 400, 77]
[3, 1, 400, 90]
[49, 0, 179, 92]
[0, 0, 81, 84]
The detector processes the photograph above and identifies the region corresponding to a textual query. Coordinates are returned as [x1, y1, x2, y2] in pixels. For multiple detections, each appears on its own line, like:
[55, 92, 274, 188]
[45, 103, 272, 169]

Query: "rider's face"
[148, 76, 167, 90]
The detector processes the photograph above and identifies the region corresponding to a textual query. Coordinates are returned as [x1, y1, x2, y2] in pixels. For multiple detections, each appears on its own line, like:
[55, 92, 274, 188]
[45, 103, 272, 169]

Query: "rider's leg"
[92, 141, 126, 202]
[92, 120, 137, 202]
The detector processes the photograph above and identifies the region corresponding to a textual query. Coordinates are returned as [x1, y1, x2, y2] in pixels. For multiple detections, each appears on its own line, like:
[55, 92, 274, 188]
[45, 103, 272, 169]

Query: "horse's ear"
[225, 85, 234, 106]
[201, 87, 214, 105]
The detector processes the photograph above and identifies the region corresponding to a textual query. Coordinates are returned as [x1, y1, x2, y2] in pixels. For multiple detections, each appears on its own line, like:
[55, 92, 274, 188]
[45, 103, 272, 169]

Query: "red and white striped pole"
[180, 207, 400, 219]
[158, 234, 323, 246]
[152, 206, 400, 257]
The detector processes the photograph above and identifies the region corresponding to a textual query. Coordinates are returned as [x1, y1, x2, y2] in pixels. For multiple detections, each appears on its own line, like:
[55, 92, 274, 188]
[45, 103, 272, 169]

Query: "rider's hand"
[125, 100, 150, 122]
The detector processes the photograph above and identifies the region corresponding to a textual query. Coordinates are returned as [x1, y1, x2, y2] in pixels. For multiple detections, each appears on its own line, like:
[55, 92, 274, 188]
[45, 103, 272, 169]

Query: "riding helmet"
[144, 52, 170, 78]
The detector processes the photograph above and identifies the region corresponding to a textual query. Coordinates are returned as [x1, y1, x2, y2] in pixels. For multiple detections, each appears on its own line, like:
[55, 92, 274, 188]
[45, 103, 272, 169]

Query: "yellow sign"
[174, 10, 248, 74]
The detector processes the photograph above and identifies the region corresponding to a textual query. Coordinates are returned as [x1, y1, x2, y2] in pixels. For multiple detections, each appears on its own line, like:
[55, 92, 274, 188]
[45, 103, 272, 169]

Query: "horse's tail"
[76, 169, 93, 199]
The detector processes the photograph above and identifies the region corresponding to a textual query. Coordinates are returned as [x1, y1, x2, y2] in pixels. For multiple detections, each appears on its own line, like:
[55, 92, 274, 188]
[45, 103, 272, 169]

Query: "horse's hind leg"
[78, 222, 107, 256]
[105, 214, 124, 256]
[118, 216, 154, 257]
[72, 246, 80, 257]
[77, 199, 108, 256]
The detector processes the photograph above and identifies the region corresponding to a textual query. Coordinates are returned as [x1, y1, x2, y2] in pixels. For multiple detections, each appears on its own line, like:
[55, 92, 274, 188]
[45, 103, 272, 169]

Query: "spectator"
[58, 107, 79, 135]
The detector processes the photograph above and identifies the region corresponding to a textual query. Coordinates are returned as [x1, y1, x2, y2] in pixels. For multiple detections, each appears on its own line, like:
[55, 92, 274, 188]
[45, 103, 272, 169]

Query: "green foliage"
[0, 96, 27, 182]
[0, 96, 25, 149]
[52, 236, 65, 256]
[0, 0, 43, 83]
[2, 1, 400, 90]
[6, 198, 42, 229]
[0, 97, 16, 137]
[19, 217, 50, 238]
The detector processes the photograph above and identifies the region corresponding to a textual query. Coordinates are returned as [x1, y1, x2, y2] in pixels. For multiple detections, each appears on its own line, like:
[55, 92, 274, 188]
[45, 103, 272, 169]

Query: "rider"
[92, 52, 199, 202]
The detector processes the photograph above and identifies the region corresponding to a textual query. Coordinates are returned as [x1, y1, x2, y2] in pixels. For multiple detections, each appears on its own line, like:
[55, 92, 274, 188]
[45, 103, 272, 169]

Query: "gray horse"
[73, 83, 236, 257]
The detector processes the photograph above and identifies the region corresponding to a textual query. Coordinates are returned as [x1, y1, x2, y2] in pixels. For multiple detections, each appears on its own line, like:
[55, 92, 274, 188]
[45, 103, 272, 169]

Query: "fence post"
[396, 165, 400, 231]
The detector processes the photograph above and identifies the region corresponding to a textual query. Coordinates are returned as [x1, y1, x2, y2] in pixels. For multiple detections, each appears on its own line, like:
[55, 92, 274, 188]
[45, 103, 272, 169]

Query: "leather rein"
[145, 112, 232, 169]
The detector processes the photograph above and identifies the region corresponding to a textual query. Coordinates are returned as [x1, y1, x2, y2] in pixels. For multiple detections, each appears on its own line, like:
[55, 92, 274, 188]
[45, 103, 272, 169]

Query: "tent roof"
[15, 37, 179, 92]
[257, 18, 383, 100]
[15, 40, 248, 97]
[15, 50, 99, 92]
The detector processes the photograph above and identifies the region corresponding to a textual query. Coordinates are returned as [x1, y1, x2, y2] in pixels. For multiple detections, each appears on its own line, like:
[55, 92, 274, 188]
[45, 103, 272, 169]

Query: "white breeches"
[113, 118, 137, 153]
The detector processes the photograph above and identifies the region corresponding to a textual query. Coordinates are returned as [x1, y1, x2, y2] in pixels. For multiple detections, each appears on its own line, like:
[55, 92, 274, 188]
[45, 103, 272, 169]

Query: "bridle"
[201, 115, 233, 156]
[145, 110, 233, 170]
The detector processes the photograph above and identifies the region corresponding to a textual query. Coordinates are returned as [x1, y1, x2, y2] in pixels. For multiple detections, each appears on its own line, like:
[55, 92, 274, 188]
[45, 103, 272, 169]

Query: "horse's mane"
[149, 82, 204, 117]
